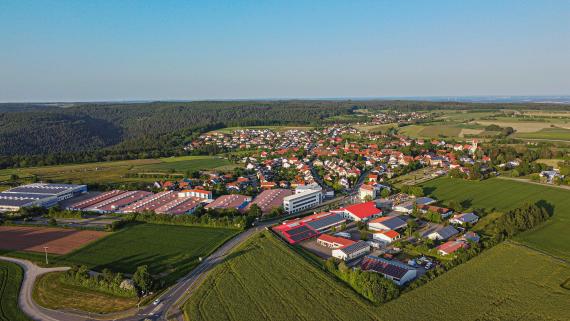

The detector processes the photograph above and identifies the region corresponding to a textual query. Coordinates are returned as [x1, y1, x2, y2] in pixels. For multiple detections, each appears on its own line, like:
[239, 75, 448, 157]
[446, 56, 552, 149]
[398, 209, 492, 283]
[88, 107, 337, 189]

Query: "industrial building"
[247, 189, 293, 214]
[283, 184, 323, 214]
[0, 183, 87, 212]
[204, 194, 252, 212]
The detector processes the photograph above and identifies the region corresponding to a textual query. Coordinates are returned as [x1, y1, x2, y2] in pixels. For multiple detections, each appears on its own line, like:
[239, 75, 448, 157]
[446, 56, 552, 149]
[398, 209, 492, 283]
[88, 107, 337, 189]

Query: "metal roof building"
[0, 183, 87, 212]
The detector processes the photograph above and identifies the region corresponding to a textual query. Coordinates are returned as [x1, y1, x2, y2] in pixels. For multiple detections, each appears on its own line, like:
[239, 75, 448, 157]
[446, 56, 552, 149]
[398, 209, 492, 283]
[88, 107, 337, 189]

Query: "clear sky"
[0, 0, 569, 102]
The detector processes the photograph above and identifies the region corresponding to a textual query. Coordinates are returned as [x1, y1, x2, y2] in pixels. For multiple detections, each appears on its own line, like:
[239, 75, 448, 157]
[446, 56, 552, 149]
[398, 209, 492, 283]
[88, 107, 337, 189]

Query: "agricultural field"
[183, 232, 378, 321]
[378, 242, 570, 321]
[421, 177, 570, 260]
[0, 226, 108, 255]
[0, 155, 236, 185]
[514, 127, 570, 141]
[58, 224, 238, 282]
[354, 123, 397, 133]
[0, 261, 30, 321]
[183, 232, 570, 321]
[33, 271, 137, 314]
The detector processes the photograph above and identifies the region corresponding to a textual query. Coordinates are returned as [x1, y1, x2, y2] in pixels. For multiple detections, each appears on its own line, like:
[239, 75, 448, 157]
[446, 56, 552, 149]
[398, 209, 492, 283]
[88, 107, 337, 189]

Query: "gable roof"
[432, 225, 459, 239]
[338, 240, 369, 254]
[317, 234, 355, 247]
[369, 216, 407, 230]
[340, 202, 382, 219]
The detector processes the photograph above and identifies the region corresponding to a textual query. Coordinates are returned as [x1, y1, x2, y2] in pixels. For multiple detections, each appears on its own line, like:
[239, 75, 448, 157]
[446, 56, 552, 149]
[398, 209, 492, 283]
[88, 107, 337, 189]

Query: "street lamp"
[43, 246, 49, 265]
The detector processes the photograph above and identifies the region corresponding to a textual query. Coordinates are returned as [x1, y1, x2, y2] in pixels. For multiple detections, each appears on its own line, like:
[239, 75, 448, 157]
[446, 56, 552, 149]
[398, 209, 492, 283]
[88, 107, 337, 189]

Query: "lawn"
[0, 260, 30, 321]
[183, 232, 570, 321]
[33, 272, 137, 314]
[0, 155, 235, 185]
[57, 224, 238, 282]
[421, 177, 570, 260]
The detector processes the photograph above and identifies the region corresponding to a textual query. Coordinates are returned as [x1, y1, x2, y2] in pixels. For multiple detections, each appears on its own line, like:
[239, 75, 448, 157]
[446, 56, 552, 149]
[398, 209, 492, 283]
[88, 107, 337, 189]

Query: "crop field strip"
[0, 261, 30, 321]
[185, 233, 379, 321]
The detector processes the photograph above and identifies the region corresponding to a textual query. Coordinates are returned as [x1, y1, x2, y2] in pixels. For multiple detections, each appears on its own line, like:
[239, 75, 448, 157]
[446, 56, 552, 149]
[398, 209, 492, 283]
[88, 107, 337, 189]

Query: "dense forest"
[1, 100, 569, 169]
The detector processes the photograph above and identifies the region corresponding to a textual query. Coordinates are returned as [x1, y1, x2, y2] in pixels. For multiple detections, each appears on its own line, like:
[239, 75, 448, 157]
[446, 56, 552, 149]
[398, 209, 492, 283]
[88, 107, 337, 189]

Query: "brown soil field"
[0, 226, 108, 254]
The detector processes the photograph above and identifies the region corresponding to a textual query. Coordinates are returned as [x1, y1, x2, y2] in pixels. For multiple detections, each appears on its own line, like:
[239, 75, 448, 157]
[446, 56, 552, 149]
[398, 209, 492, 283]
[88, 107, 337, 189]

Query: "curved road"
[0, 224, 268, 321]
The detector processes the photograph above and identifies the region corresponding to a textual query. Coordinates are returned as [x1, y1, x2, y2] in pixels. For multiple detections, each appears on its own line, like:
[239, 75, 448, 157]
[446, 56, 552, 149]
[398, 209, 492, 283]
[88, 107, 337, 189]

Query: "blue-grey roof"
[5, 183, 85, 196]
[435, 225, 459, 239]
[455, 212, 479, 223]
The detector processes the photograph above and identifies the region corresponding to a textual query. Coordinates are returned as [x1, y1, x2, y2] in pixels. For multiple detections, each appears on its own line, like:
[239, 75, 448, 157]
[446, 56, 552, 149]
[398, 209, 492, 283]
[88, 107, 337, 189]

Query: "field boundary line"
[507, 241, 570, 266]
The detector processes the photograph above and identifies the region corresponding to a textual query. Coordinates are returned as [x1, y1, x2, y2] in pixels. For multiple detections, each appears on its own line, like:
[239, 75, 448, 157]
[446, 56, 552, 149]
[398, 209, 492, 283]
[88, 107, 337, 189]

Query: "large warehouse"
[0, 183, 87, 212]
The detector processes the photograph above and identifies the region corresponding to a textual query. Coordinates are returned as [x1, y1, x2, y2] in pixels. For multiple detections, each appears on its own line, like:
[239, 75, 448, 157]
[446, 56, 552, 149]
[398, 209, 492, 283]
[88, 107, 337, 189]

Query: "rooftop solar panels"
[280, 225, 318, 244]
[6, 183, 85, 196]
[361, 255, 415, 279]
[305, 213, 345, 231]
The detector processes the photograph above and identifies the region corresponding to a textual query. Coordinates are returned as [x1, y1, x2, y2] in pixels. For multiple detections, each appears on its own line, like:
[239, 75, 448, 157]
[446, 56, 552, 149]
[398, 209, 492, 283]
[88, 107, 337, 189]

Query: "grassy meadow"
[58, 224, 238, 282]
[0, 261, 30, 321]
[421, 177, 570, 260]
[183, 232, 570, 321]
[0, 155, 236, 186]
[33, 272, 137, 314]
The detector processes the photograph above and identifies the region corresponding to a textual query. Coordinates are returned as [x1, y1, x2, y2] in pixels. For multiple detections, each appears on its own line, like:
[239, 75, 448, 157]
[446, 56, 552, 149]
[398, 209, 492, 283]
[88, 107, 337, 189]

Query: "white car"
[153, 299, 161, 306]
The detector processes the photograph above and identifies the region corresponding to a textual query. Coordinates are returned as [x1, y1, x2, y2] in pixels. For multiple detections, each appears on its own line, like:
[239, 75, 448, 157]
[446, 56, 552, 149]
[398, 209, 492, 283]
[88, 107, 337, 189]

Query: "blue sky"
[0, 0, 569, 102]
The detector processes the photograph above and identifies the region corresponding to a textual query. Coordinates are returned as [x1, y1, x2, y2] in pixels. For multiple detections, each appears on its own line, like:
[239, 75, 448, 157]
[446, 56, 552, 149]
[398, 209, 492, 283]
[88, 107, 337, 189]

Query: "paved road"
[0, 256, 71, 321]
[0, 223, 270, 321]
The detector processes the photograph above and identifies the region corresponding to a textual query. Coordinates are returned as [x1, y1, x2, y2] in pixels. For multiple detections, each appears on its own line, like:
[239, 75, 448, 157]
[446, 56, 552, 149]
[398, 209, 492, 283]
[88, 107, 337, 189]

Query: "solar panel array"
[361, 256, 414, 279]
[283, 225, 318, 243]
[305, 213, 345, 231]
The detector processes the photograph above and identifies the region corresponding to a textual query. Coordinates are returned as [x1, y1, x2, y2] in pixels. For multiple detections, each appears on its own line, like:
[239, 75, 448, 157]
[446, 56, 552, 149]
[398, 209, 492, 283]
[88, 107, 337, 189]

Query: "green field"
[183, 232, 570, 321]
[183, 232, 378, 321]
[421, 177, 570, 260]
[378, 242, 570, 321]
[0, 261, 30, 321]
[514, 127, 570, 141]
[0, 155, 235, 185]
[57, 224, 238, 282]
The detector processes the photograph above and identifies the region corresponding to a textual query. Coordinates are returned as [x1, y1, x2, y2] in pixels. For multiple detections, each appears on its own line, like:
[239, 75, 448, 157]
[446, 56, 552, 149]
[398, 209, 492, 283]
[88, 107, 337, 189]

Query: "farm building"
[0, 183, 87, 212]
[247, 189, 293, 214]
[361, 255, 417, 286]
[331, 240, 371, 261]
[205, 194, 252, 212]
[331, 201, 382, 221]
[178, 189, 213, 200]
[83, 190, 153, 213]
